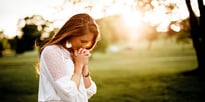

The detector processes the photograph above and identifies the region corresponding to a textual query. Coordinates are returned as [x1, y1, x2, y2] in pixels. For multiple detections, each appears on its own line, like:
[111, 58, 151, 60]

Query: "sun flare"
[1, 0, 203, 38]
[120, 11, 143, 41]
[122, 11, 142, 28]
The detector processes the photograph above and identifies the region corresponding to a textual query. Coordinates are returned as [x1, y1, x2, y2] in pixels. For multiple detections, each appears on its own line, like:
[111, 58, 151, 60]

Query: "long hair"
[35, 13, 100, 74]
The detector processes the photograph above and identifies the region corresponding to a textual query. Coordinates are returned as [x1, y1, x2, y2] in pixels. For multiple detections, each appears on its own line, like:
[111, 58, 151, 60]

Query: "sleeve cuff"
[54, 76, 78, 99]
[86, 80, 97, 99]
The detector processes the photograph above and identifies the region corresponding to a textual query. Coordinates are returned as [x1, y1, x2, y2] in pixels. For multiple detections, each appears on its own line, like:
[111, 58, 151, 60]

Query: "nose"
[82, 43, 91, 49]
[81, 44, 87, 49]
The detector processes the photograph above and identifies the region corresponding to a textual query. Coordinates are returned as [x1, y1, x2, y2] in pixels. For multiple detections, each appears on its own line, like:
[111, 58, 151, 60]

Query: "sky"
[0, 0, 121, 38]
[0, 0, 81, 38]
[0, 0, 132, 38]
[0, 0, 203, 38]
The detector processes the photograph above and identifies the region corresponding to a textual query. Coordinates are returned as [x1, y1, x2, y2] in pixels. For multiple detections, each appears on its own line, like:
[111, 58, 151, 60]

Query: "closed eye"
[81, 40, 89, 43]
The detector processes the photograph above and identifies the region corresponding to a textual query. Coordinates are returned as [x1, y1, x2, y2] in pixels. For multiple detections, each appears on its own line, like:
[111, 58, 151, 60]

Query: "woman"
[37, 13, 100, 102]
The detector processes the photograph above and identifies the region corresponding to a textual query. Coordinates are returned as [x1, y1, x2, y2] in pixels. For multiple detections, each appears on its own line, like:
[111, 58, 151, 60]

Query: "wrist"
[75, 63, 84, 69]
[74, 63, 84, 74]
[83, 72, 90, 77]
[82, 65, 89, 75]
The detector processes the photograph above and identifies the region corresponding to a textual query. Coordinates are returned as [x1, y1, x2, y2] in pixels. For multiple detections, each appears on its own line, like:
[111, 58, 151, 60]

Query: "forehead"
[78, 33, 94, 41]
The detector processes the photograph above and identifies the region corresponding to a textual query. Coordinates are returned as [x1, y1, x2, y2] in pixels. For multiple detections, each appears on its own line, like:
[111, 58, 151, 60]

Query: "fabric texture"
[38, 45, 97, 102]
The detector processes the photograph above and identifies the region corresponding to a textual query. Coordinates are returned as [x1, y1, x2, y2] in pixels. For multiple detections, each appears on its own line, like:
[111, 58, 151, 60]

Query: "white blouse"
[38, 45, 97, 102]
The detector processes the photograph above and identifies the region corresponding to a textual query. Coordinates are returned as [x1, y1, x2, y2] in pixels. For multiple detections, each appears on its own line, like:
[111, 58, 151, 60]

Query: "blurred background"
[0, 0, 205, 102]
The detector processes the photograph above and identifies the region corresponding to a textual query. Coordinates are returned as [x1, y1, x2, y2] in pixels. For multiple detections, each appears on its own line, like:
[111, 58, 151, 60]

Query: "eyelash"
[81, 41, 88, 43]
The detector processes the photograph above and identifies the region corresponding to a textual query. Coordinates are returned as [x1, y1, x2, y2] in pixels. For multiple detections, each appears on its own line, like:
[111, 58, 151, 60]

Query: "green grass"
[0, 43, 204, 102]
[0, 51, 39, 102]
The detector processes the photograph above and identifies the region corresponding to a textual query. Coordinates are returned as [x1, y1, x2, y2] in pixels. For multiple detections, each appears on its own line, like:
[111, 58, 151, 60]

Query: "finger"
[78, 48, 84, 54]
[88, 53, 91, 57]
[80, 48, 88, 54]
[83, 49, 89, 54]
[74, 50, 78, 56]
[81, 49, 89, 55]
[85, 52, 91, 57]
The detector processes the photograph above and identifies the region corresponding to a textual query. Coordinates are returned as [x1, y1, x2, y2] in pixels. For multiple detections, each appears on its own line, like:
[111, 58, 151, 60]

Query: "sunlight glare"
[122, 11, 142, 28]
[1, 0, 203, 38]
[171, 24, 180, 32]
[121, 11, 142, 41]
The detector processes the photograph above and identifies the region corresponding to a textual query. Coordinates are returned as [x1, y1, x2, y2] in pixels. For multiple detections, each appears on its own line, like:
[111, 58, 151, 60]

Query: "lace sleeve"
[41, 45, 78, 100]
[86, 80, 97, 99]
[41, 45, 68, 81]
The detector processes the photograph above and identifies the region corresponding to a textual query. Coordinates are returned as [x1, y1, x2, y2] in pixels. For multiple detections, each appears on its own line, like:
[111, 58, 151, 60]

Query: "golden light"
[121, 11, 143, 41]
[171, 24, 181, 32]
[1, 0, 204, 38]
[122, 11, 142, 28]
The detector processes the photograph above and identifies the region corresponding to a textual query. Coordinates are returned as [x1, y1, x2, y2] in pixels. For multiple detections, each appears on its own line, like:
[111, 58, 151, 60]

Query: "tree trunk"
[197, 0, 205, 73]
[185, 0, 205, 76]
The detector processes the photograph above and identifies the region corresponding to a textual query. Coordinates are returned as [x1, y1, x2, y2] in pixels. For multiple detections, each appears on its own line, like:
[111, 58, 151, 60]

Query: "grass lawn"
[0, 43, 204, 102]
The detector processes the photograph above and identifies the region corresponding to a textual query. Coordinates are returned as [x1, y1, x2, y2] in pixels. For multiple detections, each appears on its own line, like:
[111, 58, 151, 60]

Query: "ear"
[66, 41, 72, 48]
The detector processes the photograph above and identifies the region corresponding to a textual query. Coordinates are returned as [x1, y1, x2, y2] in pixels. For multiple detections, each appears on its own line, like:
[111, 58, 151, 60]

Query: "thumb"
[74, 50, 78, 56]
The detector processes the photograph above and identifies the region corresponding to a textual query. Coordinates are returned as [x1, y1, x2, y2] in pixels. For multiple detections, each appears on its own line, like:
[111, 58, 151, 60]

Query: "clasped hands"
[72, 48, 91, 75]
[74, 48, 91, 57]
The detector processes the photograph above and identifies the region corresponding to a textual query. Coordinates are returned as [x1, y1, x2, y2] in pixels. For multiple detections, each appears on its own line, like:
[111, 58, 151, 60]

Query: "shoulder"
[43, 45, 59, 53]
[41, 45, 62, 56]
[42, 45, 71, 58]
[44, 45, 60, 51]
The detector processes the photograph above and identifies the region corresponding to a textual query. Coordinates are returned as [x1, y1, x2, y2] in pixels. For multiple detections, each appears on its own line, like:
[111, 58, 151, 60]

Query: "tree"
[22, 24, 41, 51]
[0, 30, 11, 56]
[16, 15, 53, 54]
[176, 18, 192, 51]
[184, 0, 205, 76]
[137, 21, 159, 50]
[14, 36, 24, 54]
[94, 15, 123, 53]
[0, 30, 4, 57]
[129, 0, 205, 75]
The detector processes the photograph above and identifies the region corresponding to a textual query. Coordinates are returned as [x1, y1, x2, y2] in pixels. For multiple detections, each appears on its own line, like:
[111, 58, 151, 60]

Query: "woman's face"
[70, 33, 94, 50]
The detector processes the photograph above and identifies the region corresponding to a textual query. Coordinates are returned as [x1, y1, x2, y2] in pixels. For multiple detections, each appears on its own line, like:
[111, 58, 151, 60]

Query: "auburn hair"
[35, 13, 100, 74]
[40, 13, 100, 52]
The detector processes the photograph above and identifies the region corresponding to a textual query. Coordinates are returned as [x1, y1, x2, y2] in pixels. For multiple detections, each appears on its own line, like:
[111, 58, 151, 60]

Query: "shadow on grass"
[181, 68, 205, 78]
[90, 72, 205, 102]
[0, 82, 38, 102]
[165, 72, 205, 102]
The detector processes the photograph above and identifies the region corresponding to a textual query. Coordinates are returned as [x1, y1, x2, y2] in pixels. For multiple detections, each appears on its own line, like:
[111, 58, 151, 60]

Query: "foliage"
[138, 22, 159, 41]
[13, 15, 54, 54]
[0, 30, 11, 57]
[0, 41, 3, 57]
[22, 0, 193, 53]
[21, 24, 41, 51]
[0, 30, 4, 57]
[176, 31, 191, 45]
[94, 15, 129, 53]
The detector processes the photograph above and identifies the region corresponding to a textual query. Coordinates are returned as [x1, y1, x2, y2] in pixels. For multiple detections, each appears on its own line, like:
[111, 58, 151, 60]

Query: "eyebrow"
[81, 40, 89, 42]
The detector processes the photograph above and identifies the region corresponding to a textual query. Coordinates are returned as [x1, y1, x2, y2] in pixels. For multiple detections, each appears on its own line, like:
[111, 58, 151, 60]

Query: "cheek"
[71, 42, 81, 49]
